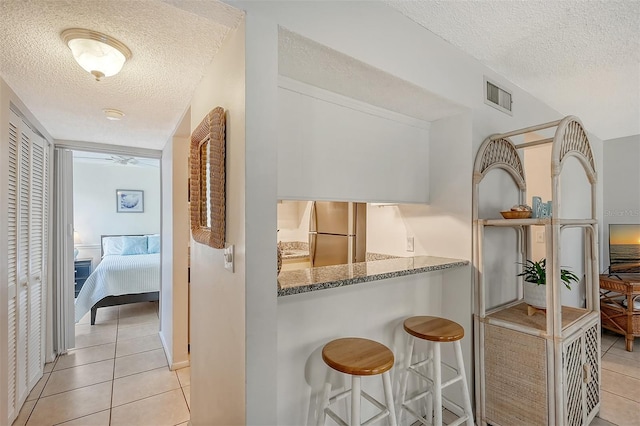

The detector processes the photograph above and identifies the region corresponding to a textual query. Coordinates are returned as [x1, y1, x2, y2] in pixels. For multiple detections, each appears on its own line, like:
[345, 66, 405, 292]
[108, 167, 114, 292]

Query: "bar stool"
[398, 316, 473, 426]
[317, 337, 398, 426]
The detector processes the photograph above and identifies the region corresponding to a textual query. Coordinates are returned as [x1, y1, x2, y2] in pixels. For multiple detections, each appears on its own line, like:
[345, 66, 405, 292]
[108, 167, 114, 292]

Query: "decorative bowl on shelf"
[500, 210, 532, 219]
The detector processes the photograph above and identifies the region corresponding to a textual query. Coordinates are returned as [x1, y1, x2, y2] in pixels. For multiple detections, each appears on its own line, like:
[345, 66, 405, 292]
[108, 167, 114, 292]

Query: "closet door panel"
[6, 112, 48, 420]
[16, 121, 31, 404]
[27, 135, 46, 388]
[7, 115, 19, 420]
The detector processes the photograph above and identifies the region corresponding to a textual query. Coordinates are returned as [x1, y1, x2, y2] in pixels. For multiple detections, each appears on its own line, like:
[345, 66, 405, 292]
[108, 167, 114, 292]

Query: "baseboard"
[171, 359, 190, 370]
[158, 330, 173, 368]
[158, 330, 190, 371]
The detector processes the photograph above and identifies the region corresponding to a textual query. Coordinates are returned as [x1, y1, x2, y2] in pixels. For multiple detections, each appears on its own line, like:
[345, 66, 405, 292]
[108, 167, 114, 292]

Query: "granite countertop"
[277, 255, 469, 296]
[279, 241, 310, 260]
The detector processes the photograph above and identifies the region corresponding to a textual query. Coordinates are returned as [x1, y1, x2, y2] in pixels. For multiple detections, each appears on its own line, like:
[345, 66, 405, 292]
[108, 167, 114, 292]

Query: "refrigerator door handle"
[309, 201, 317, 266]
[309, 233, 317, 265]
[309, 202, 317, 233]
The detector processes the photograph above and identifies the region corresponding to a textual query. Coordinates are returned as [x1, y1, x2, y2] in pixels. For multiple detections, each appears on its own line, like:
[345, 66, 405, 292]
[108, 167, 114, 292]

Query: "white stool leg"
[317, 369, 332, 426]
[398, 335, 414, 424]
[351, 375, 361, 426]
[382, 370, 398, 426]
[454, 340, 474, 426]
[433, 342, 442, 426]
[426, 342, 434, 425]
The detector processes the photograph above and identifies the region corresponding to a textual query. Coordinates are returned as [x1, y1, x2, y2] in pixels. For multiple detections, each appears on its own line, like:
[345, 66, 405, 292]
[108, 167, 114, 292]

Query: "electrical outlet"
[406, 236, 414, 252]
[536, 231, 544, 243]
[224, 245, 234, 272]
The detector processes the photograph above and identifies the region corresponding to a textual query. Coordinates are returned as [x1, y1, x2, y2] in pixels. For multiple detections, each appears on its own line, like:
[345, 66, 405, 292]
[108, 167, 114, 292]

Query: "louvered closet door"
[28, 131, 47, 390]
[7, 111, 20, 421]
[16, 113, 31, 407]
[6, 110, 47, 421]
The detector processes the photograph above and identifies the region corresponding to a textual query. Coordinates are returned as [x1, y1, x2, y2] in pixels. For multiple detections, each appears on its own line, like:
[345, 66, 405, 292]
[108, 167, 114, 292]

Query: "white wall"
[73, 161, 160, 266]
[277, 80, 430, 203]
[188, 18, 251, 425]
[160, 135, 190, 370]
[277, 200, 311, 243]
[214, 1, 608, 423]
[366, 113, 473, 260]
[523, 143, 552, 261]
[603, 135, 640, 269]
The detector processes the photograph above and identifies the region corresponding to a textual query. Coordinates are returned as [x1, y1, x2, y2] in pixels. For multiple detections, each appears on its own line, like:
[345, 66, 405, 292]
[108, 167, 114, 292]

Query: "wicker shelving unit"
[472, 116, 600, 426]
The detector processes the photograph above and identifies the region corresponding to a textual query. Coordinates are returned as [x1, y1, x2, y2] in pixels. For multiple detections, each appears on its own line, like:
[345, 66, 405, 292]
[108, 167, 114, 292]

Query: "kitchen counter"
[277, 255, 468, 296]
[279, 241, 309, 260]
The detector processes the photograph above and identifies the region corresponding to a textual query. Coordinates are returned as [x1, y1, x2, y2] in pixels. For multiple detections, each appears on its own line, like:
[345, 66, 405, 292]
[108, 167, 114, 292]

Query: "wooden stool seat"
[399, 316, 473, 426]
[318, 337, 398, 426]
[403, 316, 464, 342]
[322, 337, 394, 376]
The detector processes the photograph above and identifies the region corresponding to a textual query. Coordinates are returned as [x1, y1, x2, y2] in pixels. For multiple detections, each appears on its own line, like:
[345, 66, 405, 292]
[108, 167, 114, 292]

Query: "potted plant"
[517, 258, 580, 309]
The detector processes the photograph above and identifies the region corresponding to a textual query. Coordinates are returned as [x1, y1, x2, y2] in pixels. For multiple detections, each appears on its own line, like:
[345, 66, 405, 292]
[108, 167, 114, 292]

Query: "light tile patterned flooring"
[596, 329, 640, 426]
[12, 301, 191, 426]
[10, 305, 640, 426]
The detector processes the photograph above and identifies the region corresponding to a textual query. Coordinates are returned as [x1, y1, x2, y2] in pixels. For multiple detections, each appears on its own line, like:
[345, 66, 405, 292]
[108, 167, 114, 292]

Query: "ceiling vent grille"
[484, 77, 512, 115]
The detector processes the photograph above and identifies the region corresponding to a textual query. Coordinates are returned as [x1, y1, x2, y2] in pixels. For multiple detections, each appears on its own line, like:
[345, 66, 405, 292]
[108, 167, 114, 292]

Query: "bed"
[74, 234, 160, 325]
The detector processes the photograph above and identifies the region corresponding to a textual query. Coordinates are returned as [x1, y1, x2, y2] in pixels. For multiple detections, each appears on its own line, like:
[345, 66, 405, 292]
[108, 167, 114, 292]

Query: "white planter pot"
[523, 281, 546, 309]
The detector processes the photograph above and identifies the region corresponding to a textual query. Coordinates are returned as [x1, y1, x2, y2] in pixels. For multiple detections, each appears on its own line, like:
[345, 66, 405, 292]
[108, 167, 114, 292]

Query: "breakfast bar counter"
[277, 255, 469, 296]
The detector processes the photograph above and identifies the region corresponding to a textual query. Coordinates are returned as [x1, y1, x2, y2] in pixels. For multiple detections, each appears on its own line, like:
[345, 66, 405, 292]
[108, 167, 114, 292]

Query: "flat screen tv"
[609, 224, 640, 273]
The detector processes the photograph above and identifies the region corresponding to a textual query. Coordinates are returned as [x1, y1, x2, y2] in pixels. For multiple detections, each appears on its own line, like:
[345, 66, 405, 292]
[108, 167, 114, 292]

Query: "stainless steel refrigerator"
[309, 201, 366, 267]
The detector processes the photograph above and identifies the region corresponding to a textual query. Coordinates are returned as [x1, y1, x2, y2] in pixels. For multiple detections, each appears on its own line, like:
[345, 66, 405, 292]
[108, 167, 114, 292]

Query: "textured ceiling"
[0, 0, 243, 150]
[1, 1, 638, 151]
[385, 0, 640, 140]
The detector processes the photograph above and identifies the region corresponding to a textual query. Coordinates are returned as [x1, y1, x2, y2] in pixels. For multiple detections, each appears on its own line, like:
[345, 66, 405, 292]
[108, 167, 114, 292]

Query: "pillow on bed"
[102, 236, 124, 256]
[147, 234, 160, 254]
[121, 236, 148, 255]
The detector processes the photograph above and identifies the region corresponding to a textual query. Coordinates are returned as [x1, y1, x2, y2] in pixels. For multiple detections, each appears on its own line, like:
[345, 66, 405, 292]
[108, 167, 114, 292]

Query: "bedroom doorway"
[51, 148, 163, 354]
[52, 141, 191, 376]
[71, 150, 161, 335]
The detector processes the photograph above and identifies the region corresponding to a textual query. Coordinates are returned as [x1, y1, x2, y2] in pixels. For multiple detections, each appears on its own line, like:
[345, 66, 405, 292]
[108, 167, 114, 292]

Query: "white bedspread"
[75, 253, 160, 323]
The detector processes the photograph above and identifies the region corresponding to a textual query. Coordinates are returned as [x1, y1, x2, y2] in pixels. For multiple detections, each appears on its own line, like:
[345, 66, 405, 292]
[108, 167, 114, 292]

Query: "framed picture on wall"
[116, 189, 144, 213]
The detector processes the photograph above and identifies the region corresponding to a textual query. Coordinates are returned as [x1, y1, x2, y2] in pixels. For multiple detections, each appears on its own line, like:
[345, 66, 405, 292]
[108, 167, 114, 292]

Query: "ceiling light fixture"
[61, 28, 132, 81]
[103, 108, 125, 120]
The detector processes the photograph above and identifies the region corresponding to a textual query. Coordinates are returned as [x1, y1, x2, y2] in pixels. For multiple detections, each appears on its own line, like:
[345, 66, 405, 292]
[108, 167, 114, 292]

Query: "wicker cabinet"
[472, 116, 600, 426]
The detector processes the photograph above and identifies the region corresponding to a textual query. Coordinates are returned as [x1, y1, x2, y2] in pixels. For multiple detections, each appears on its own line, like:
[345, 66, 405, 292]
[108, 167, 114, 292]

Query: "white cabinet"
[6, 109, 50, 424]
[472, 116, 600, 426]
[277, 78, 430, 203]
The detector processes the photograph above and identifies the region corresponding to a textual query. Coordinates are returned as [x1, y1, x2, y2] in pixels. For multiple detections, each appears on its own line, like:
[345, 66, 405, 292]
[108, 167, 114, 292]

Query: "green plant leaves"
[516, 258, 580, 290]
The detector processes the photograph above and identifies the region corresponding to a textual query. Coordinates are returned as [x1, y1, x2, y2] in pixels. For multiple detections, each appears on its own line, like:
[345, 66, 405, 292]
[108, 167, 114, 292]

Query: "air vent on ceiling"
[484, 77, 512, 115]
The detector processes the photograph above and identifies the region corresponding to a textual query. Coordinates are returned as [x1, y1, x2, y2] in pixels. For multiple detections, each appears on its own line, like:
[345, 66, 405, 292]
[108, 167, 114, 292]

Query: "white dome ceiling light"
[61, 28, 132, 81]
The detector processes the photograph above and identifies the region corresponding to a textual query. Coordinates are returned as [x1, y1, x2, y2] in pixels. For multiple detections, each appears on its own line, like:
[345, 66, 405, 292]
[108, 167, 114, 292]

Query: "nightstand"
[74, 258, 92, 297]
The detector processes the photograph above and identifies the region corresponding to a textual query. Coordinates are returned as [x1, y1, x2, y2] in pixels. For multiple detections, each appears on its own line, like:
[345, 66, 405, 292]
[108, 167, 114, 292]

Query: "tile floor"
[416, 328, 639, 426]
[596, 329, 640, 426]
[10, 307, 640, 426]
[12, 301, 190, 426]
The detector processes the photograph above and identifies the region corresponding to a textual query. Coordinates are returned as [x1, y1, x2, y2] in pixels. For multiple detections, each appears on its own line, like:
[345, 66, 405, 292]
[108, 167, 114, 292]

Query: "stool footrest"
[408, 365, 434, 385]
[326, 408, 349, 426]
[403, 388, 432, 405]
[441, 374, 463, 390]
[325, 389, 392, 426]
[328, 388, 351, 405]
[401, 404, 434, 426]
[442, 396, 465, 418]
[447, 415, 471, 426]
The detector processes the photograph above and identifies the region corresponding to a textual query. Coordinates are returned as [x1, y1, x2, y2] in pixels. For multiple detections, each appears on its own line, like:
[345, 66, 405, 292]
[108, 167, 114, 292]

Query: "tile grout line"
[109, 305, 121, 426]
[18, 302, 176, 426]
[52, 355, 116, 372]
[601, 388, 640, 405]
[23, 355, 58, 425]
